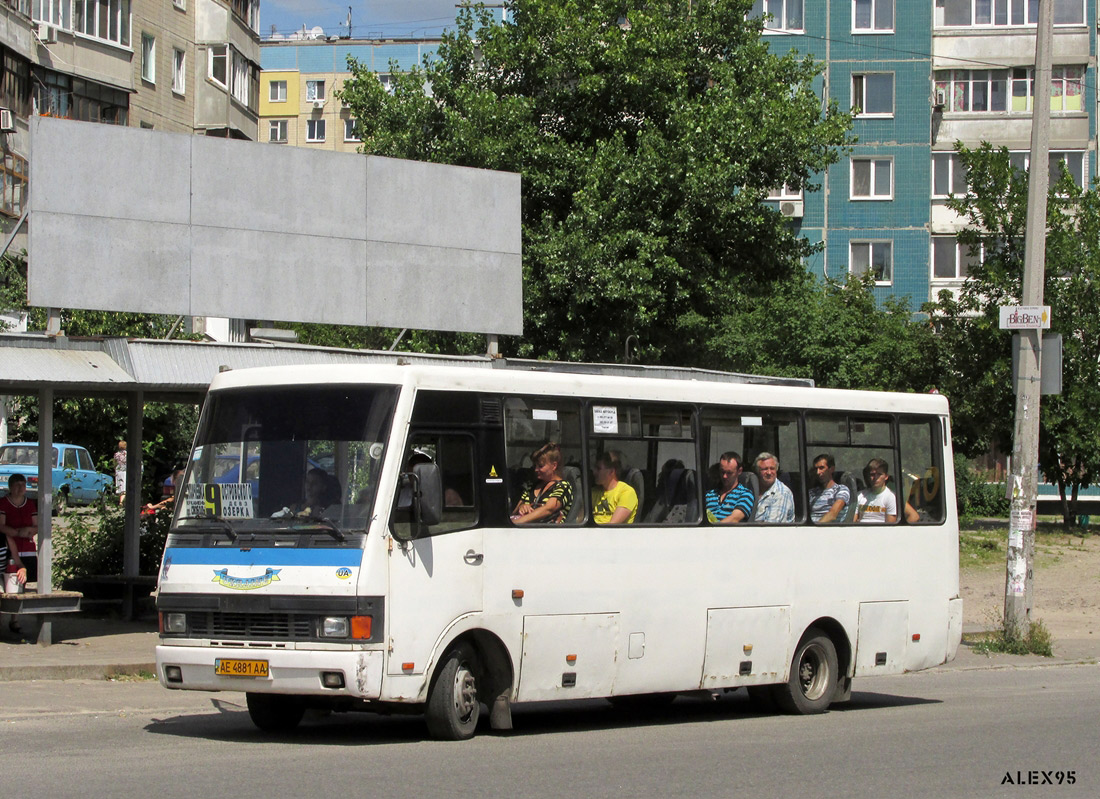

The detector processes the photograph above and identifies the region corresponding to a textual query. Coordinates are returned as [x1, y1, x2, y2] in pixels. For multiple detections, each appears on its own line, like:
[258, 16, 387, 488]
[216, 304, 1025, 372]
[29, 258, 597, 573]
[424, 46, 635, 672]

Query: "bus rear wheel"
[774, 629, 838, 715]
[246, 693, 306, 732]
[425, 643, 481, 740]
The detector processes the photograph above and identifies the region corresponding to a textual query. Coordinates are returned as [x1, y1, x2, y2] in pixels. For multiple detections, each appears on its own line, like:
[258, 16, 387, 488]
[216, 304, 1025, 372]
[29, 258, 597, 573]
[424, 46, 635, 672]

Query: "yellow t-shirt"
[591, 481, 638, 524]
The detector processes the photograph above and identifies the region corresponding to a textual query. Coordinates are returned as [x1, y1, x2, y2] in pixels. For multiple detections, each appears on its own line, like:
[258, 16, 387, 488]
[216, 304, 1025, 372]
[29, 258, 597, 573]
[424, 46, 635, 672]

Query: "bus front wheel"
[426, 643, 481, 740]
[246, 693, 305, 732]
[774, 629, 838, 715]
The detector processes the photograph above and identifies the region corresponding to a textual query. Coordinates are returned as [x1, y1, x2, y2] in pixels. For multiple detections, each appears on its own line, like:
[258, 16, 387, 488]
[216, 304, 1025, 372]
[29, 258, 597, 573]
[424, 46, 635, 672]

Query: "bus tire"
[246, 693, 306, 732]
[426, 643, 481, 740]
[774, 629, 838, 715]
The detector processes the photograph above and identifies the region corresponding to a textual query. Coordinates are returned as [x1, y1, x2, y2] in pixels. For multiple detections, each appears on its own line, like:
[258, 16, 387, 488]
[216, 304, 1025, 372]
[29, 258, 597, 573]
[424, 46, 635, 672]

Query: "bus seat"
[739, 471, 761, 504]
[645, 466, 697, 523]
[622, 467, 645, 515]
[836, 471, 859, 523]
[561, 465, 584, 524]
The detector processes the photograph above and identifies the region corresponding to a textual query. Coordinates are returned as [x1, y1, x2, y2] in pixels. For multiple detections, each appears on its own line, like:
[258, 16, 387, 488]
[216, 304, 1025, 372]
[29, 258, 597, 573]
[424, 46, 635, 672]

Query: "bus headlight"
[162, 612, 187, 634]
[320, 617, 350, 638]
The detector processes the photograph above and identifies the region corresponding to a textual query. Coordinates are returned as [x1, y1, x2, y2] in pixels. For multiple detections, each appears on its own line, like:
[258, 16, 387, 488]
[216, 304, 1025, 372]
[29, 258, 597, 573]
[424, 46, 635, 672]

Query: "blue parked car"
[0, 442, 114, 510]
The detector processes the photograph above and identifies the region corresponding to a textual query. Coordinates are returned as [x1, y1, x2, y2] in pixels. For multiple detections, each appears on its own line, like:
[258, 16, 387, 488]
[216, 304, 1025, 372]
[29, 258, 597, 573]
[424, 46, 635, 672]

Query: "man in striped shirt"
[705, 451, 755, 524]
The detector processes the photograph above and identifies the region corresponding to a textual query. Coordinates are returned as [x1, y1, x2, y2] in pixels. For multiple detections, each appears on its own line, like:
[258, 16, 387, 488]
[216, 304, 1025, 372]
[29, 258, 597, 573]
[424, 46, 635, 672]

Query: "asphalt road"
[1, 664, 1096, 799]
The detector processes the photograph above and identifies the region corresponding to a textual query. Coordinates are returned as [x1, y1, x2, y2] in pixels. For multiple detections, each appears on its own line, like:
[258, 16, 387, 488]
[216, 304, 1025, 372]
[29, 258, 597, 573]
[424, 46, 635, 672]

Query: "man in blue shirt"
[705, 451, 754, 524]
[752, 451, 796, 523]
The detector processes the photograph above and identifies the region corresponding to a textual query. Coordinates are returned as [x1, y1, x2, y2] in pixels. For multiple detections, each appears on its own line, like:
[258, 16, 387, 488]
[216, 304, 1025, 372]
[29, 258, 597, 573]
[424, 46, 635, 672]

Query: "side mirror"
[393, 462, 443, 540]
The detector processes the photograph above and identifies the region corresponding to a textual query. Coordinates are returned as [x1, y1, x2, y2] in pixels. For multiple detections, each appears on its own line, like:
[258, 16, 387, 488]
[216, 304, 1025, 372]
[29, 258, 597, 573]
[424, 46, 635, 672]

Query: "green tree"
[339, 0, 853, 366]
[926, 142, 1100, 525]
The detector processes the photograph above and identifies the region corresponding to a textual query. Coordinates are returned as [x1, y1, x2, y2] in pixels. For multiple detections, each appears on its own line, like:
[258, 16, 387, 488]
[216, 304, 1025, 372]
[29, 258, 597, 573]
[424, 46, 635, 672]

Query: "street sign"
[999, 305, 1051, 329]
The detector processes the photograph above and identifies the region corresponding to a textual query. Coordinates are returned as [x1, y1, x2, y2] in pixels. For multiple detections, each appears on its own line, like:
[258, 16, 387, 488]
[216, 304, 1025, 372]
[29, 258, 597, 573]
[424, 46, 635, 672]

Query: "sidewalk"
[0, 615, 158, 681]
[0, 613, 1096, 683]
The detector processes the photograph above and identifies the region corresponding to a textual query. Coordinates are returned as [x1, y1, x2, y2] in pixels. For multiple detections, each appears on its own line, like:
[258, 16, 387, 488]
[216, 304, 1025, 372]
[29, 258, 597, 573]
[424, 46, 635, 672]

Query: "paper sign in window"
[741, 416, 763, 427]
[592, 406, 619, 434]
[532, 409, 558, 421]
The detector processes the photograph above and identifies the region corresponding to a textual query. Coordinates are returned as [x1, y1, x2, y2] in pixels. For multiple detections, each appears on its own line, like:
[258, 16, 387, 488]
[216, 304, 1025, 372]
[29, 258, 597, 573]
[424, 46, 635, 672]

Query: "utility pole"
[1004, 0, 1052, 640]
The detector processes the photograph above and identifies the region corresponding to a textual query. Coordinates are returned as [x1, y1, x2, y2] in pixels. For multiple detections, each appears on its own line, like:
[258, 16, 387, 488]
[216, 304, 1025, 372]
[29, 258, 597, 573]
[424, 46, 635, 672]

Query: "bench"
[0, 589, 83, 645]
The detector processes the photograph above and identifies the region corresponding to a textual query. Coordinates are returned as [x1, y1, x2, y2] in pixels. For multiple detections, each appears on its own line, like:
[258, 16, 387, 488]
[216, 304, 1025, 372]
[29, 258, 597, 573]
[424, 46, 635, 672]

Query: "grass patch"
[109, 669, 156, 682]
[967, 619, 1054, 657]
[960, 529, 1005, 566]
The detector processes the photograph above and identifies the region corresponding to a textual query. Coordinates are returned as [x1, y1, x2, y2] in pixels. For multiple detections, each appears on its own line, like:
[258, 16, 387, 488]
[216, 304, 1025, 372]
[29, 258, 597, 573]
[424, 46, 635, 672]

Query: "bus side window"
[503, 397, 584, 525]
[392, 433, 478, 537]
[899, 417, 946, 524]
[701, 407, 803, 524]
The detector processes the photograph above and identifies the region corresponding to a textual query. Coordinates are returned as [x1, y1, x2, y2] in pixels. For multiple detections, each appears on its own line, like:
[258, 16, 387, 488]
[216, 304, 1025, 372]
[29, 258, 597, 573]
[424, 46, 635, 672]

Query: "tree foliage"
[926, 142, 1100, 524]
[340, 0, 854, 366]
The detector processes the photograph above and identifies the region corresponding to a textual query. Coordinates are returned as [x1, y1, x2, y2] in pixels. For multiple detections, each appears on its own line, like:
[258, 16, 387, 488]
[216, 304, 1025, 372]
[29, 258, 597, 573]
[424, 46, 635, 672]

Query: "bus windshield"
[175, 384, 398, 537]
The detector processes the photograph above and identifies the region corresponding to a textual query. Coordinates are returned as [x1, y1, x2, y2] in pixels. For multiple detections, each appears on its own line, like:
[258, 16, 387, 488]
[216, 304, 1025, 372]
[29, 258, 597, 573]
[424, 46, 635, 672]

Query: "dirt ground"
[960, 526, 1100, 659]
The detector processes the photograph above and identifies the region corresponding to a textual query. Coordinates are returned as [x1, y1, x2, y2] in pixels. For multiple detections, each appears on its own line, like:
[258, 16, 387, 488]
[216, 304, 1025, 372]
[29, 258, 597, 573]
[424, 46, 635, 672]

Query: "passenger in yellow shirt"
[591, 452, 638, 524]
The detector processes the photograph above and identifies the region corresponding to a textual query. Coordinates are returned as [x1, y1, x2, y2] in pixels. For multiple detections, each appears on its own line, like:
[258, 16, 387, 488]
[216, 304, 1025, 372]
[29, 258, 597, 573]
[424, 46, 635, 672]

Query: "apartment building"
[258, 37, 440, 152]
[759, 0, 1095, 308]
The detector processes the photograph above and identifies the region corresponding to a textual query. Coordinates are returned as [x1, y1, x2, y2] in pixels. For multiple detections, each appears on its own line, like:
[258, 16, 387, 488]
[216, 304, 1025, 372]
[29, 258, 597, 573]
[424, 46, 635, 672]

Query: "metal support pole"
[36, 387, 53, 645]
[123, 391, 144, 620]
[1004, 0, 1052, 640]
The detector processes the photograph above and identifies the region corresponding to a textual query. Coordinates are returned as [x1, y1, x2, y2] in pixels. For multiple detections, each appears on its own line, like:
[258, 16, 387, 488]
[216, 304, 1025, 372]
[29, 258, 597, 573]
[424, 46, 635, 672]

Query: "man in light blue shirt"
[752, 451, 795, 524]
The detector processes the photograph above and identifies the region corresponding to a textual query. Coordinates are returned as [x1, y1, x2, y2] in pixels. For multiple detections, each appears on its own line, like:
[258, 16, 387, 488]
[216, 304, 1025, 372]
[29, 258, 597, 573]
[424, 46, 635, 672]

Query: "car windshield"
[175, 384, 398, 539]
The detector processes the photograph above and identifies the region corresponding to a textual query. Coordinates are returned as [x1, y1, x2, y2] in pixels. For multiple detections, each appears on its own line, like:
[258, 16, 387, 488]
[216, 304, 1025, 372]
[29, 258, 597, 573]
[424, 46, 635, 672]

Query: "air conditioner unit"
[934, 88, 946, 107]
[312, 99, 326, 109]
[36, 22, 57, 44]
[0, 109, 13, 133]
[780, 200, 804, 219]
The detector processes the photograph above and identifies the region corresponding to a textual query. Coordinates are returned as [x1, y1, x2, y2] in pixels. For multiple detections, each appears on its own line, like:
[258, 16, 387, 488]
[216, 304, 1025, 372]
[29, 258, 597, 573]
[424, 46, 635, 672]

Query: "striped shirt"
[705, 485, 755, 523]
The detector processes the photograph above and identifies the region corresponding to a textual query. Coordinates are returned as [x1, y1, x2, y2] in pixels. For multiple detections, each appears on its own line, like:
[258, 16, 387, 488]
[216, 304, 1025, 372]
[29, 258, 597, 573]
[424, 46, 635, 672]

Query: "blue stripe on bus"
[162, 548, 362, 568]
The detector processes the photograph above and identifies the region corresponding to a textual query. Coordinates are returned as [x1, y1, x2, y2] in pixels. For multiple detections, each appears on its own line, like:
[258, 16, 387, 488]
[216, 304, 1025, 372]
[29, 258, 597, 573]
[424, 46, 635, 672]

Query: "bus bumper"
[946, 597, 963, 662]
[155, 645, 385, 698]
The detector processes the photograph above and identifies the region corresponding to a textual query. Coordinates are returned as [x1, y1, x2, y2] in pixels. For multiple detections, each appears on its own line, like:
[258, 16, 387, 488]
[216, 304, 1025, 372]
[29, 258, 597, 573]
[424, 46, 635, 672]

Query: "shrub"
[970, 619, 1054, 657]
[955, 453, 1009, 520]
[53, 499, 171, 586]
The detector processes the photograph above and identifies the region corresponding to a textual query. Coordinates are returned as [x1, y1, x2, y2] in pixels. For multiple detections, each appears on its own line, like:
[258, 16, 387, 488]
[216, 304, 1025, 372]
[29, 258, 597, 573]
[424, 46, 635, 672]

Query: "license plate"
[214, 658, 269, 677]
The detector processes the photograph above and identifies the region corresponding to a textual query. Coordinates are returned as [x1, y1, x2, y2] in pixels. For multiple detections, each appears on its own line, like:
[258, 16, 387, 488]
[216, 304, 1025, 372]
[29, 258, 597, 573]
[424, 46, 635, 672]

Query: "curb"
[0, 662, 157, 682]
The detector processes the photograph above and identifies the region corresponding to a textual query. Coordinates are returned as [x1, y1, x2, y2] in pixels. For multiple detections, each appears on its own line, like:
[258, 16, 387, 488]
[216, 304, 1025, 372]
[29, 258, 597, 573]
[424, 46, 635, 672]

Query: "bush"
[970, 619, 1054, 657]
[53, 499, 171, 586]
[955, 453, 1009, 519]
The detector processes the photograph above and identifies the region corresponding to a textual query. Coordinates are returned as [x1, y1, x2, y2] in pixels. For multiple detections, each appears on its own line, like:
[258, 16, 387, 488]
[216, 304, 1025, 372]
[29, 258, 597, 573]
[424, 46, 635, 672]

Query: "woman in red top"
[0, 473, 38, 587]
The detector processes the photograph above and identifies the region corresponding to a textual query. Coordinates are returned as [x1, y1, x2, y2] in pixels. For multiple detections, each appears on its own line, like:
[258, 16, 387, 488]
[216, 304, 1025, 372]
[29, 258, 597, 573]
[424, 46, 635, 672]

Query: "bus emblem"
[336, 568, 352, 579]
[211, 568, 281, 590]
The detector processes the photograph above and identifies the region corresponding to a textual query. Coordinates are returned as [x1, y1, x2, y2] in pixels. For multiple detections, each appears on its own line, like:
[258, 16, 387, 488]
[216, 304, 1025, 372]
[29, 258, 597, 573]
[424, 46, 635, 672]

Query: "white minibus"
[156, 361, 961, 739]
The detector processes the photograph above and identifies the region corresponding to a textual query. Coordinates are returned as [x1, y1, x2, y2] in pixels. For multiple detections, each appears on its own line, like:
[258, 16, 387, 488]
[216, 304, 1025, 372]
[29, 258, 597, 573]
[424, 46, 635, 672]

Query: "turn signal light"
[351, 615, 373, 639]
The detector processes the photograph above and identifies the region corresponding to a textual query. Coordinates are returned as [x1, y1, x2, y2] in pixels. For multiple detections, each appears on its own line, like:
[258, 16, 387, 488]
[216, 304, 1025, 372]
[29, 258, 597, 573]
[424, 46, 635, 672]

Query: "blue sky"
[261, 1, 465, 39]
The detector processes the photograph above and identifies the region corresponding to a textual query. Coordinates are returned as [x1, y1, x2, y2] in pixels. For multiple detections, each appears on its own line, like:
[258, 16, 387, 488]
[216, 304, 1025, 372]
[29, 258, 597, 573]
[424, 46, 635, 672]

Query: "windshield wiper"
[294, 516, 346, 542]
[178, 515, 237, 543]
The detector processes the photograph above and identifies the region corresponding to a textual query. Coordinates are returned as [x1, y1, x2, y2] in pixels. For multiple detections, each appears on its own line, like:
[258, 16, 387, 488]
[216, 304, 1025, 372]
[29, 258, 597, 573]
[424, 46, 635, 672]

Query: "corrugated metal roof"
[0, 346, 135, 388]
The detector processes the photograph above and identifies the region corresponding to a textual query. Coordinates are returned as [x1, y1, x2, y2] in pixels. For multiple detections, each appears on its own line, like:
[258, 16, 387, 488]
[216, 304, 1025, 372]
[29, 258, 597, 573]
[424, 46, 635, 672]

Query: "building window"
[2, 52, 32, 117]
[172, 49, 185, 95]
[69, 0, 132, 47]
[269, 80, 287, 102]
[851, 157, 892, 199]
[932, 236, 978, 281]
[932, 153, 968, 197]
[935, 70, 1008, 112]
[269, 120, 287, 143]
[173, 0, 186, 8]
[1050, 66, 1085, 111]
[307, 119, 326, 142]
[852, 73, 893, 116]
[231, 0, 261, 33]
[141, 34, 155, 84]
[306, 80, 326, 101]
[751, 0, 804, 32]
[850, 241, 892, 284]
[768, 184, 803, 200]
[938, 0, 1084, 27]
[230, 48, 251, 107]
[1008, 150, 1087, 190]
[344, 118, 358, 142]
[34, 71, 128, 125]
[209, 45, 227, 88]
[33, 0, 70, 28]
[1, 151, 28, 219]
[853, 0, 893, 32]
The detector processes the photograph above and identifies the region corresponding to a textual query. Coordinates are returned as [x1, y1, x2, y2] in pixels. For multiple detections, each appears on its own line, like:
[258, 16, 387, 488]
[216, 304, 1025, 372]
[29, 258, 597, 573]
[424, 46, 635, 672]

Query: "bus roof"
[209, 359, 949, 417]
